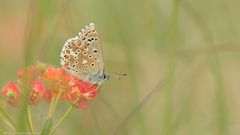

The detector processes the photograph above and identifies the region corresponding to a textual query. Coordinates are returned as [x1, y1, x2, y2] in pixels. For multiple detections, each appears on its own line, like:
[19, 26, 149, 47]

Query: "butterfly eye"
[103, 74, 108, 80]
[91, 63, 95, 67]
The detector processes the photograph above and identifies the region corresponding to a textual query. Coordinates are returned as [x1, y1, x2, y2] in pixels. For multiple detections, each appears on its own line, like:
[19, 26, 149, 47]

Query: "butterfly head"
[88, 72, 109, 86]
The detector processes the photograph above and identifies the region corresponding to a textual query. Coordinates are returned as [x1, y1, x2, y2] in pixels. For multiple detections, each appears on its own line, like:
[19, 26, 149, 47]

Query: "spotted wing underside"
[60, 23, 104, 80]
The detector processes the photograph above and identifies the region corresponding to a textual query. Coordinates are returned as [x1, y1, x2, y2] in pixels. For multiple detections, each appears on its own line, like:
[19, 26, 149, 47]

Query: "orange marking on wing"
[64, 55, 69, 59]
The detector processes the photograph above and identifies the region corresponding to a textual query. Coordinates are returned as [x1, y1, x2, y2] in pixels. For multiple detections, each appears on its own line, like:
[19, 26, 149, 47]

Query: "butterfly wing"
[60, 23, 104, 80]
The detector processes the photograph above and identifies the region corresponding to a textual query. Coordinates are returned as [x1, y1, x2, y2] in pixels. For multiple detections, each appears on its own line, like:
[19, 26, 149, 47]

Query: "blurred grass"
[162, 0, 178, 135]
[1, 0, 240, 135]
[180, 1, 229, 134]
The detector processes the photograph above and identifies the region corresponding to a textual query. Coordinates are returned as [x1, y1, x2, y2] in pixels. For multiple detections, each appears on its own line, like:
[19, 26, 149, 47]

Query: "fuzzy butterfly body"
[60, 23, 109, 86]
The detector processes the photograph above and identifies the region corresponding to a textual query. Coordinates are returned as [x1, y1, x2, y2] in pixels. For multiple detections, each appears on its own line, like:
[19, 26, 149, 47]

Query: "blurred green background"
[1, 0, 240, 135]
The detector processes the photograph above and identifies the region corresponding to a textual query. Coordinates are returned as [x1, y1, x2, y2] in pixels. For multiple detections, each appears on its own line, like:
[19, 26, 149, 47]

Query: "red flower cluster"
[1, 63, 98, 109]
[1, 82, 20, 103]
[66, 80, 97, 108]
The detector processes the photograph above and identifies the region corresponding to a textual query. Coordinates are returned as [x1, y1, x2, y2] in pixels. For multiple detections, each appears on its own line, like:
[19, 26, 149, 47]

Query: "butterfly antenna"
[108, 72, 127, 79]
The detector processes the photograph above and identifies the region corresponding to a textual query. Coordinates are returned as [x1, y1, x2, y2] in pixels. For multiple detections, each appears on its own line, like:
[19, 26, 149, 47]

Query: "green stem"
[0, 107, 17, 131]
[49, 99, 79, 135]
[49, 104, 74, 135]
[48, 91, 62, 118]
[40, 118, 53, 135]
[48, 96, 56, 118]
[2, 117, 16, 131]
[27, 105, 34, 135]
[50, 90, 63, 117]
[42, 90, 63, 135]
[163, 0, 178, 135]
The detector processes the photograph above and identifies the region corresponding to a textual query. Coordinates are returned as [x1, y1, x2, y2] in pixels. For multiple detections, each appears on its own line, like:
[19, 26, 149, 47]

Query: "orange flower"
[17, 66, 41, 85]
[40, 66, 77, 99]
[1, 82, 21, 103]
[29, 80, 49, 105]
[43, 89, 52, 102]
[66, 80, 98, 109]
[3, 63, 99, 109]
[17, 69, 24, 78]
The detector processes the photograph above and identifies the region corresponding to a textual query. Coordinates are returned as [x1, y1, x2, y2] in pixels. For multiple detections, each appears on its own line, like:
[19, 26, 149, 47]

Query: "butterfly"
[60, 23, 109, 86]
